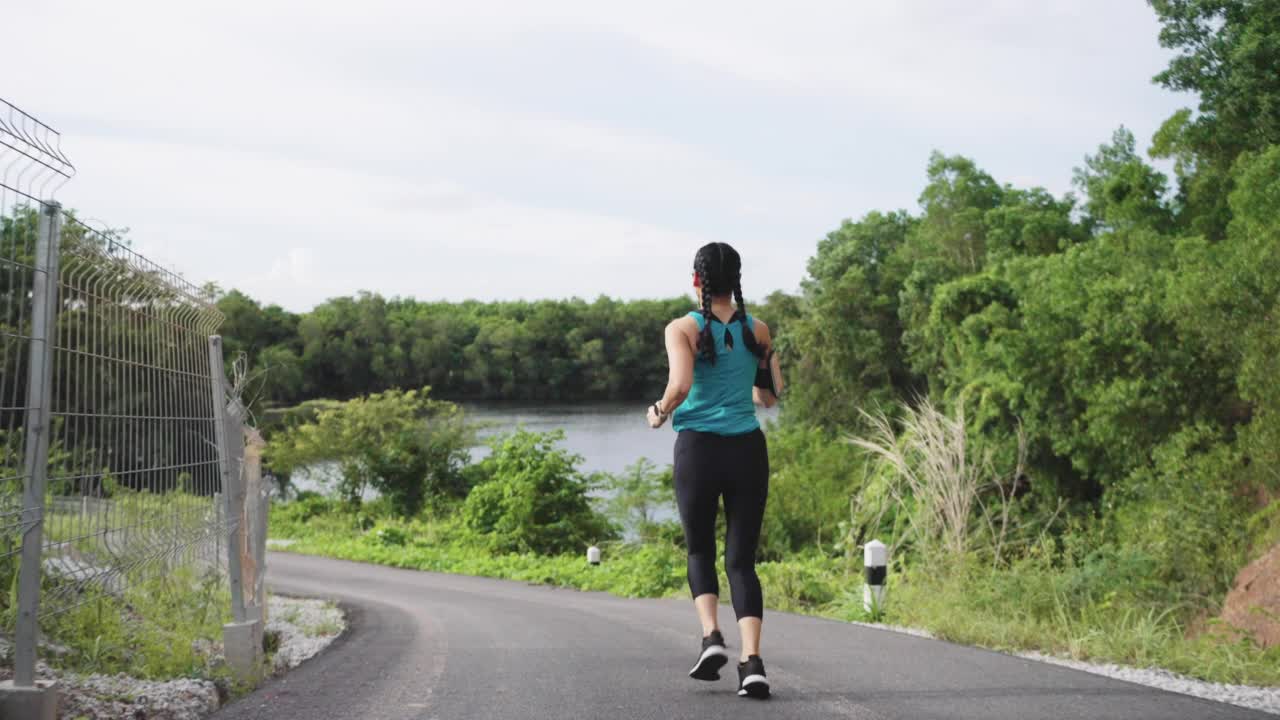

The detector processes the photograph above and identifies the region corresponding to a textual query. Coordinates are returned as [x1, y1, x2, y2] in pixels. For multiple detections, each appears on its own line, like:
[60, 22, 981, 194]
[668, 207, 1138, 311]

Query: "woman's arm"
[648, 318, 695, 428]
[752, 319, 783, 408]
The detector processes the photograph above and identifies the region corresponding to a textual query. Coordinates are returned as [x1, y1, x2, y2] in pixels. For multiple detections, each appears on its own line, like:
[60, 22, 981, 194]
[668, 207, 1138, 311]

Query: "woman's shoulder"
[750, 316, 770, 340]
[667, 313, 702, 334]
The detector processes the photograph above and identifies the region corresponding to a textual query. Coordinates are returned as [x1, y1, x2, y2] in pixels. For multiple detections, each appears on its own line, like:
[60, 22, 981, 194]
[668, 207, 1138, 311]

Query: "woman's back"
[650, 241, 775, 699]
[672, 311, 760, 436]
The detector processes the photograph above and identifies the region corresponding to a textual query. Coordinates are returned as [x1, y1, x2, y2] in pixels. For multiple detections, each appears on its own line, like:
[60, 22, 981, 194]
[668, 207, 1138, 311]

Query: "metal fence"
[1, 98, 256, 689]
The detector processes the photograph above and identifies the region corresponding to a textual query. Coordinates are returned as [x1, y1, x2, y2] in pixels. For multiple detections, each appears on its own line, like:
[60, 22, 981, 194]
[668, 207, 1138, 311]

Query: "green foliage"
[218, 292, 695, 407]
[461, 430, 616, 554]
[271, 502, 685, 599]
[757, 423, 867, 560]
[39, 569, 232, 680]
[983, 186, 1083, 260]
[1073, 127, 1173, 234]
[374, 524, 410, 547]
[1111, 424, 1250, 600]
[596, 458, 676, 543]
[1150, 0, 1280, 155]
[994, 231, 1233, 495]
[1166, 146, 1280, 494]
[785, 210, 918, 429]
[1148, 0, 1280, 238]
[267, 388, 473, 516]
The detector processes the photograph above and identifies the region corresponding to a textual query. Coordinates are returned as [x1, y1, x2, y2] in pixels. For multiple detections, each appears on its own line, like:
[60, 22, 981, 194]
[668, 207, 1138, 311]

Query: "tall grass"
[849, 397, 1031, 563]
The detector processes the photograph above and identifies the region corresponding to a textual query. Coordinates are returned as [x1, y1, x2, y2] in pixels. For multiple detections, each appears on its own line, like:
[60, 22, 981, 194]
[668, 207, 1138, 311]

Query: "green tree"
[267, 388, 472, 515]
[913, 152, 1004, 273]
[1073, 127, 1174, 234]
[786, 211, 918, 429]
[257, 344, 305, 405]
[983, 186, 1083, 260]
[1148, 0, 1280, 238]
[215, 289, 300, 372]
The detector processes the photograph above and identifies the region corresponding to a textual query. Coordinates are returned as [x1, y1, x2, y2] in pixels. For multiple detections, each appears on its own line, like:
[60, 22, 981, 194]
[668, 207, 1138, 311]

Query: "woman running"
[646, 242, 782, 699]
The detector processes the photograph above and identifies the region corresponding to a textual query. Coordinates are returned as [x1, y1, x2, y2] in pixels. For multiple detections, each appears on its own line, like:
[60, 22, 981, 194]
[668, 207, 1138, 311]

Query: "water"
[466, 402, 781, 473]
[290, 402, 780, 498]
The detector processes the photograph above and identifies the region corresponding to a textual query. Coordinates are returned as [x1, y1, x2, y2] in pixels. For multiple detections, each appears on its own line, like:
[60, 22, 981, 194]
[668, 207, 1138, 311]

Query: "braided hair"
[692, 242, 764, 365]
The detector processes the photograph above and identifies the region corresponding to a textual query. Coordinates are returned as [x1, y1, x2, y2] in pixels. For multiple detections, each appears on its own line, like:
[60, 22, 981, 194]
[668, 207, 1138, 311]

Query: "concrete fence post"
[863, 539, 888, 614]
[0, 201, 64, 720]
[208, 336, 263, 685]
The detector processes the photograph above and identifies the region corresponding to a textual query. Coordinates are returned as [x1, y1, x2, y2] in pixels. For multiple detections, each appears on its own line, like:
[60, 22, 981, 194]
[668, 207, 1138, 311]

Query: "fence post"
[2, 201, 63, 719]
[208, 336, 263, 684]
[208, 336, 245, 621]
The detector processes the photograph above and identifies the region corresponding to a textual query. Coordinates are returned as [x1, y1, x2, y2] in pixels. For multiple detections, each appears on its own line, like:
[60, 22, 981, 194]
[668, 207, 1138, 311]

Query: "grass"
[304, 617, 344, 638]
[32, 567, 234, 680]
[271, 503, 1280, 688]
[0, 489, 240, 686]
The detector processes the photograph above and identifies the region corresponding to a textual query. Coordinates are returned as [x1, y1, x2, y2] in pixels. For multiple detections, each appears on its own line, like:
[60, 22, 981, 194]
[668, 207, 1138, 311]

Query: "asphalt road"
[213, 552, 1271, 720]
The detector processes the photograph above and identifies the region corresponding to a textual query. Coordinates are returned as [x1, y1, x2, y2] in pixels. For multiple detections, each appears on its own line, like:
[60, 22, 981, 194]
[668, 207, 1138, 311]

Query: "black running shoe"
[737, 655, 770, 698]
[688, 630, 728, 681]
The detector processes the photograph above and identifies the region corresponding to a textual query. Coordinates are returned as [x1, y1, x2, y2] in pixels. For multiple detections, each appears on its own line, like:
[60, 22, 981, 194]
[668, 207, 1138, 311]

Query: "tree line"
[217, 291, 708, 407]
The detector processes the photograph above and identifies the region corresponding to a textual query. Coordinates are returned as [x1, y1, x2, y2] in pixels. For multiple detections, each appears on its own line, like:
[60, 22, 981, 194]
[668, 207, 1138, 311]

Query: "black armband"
[754, 366, 775, 392]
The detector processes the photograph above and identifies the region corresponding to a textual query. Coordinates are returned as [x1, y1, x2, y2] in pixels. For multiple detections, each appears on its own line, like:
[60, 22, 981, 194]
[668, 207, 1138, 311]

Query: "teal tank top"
[672, 311, 761, 436]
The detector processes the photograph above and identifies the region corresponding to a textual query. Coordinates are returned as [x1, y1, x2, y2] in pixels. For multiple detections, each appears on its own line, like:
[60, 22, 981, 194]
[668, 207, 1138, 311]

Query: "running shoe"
[737, 655, 769, 698]
[688, 630, 729, 681]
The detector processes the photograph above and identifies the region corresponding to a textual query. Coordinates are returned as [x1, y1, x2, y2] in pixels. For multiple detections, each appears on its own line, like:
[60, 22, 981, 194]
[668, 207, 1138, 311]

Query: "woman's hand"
[647, 401, 669, 429]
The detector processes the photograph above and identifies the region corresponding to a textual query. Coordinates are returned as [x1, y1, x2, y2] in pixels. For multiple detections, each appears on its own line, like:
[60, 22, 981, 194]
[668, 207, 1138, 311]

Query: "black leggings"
[673, 428, 769, 620]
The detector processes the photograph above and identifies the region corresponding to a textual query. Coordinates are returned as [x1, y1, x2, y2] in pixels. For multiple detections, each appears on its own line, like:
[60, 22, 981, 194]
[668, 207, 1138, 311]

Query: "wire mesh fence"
[1, 99, 76, 607]
[1, 97, 257, 690]
[36, 214, 228, 617]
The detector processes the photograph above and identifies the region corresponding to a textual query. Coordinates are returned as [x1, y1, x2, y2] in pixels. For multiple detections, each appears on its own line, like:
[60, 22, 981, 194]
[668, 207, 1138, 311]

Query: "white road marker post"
[863, 540, 887, 615]
[587, 545, 602, 566]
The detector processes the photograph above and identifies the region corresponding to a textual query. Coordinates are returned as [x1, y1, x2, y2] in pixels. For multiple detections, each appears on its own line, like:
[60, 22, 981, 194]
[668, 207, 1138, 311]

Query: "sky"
[6, 1, 1190, 311]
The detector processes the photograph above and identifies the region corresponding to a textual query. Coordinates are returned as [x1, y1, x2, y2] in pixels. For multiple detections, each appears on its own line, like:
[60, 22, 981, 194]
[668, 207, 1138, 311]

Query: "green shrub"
[373, 524, 410, 547]
[462, 429, 616, 554]
[1110, 424, 1249, 602]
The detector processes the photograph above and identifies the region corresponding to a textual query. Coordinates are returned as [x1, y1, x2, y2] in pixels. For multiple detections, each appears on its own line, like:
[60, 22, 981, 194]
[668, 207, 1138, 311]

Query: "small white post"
[863, 540, 887, 613]
[586, 545, 601, 565]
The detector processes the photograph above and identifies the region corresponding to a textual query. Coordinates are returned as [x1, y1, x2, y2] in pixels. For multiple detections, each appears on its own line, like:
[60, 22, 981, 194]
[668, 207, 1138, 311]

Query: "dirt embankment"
[1219, 541, 1280, 648]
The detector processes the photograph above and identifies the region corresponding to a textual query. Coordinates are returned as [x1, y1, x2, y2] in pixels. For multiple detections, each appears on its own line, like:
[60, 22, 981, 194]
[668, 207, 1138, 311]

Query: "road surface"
[213, 552, 1271, 719]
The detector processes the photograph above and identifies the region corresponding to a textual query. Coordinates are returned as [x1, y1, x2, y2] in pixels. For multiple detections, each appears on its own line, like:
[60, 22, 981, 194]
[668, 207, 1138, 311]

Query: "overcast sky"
[8, 1, 1188, 311]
